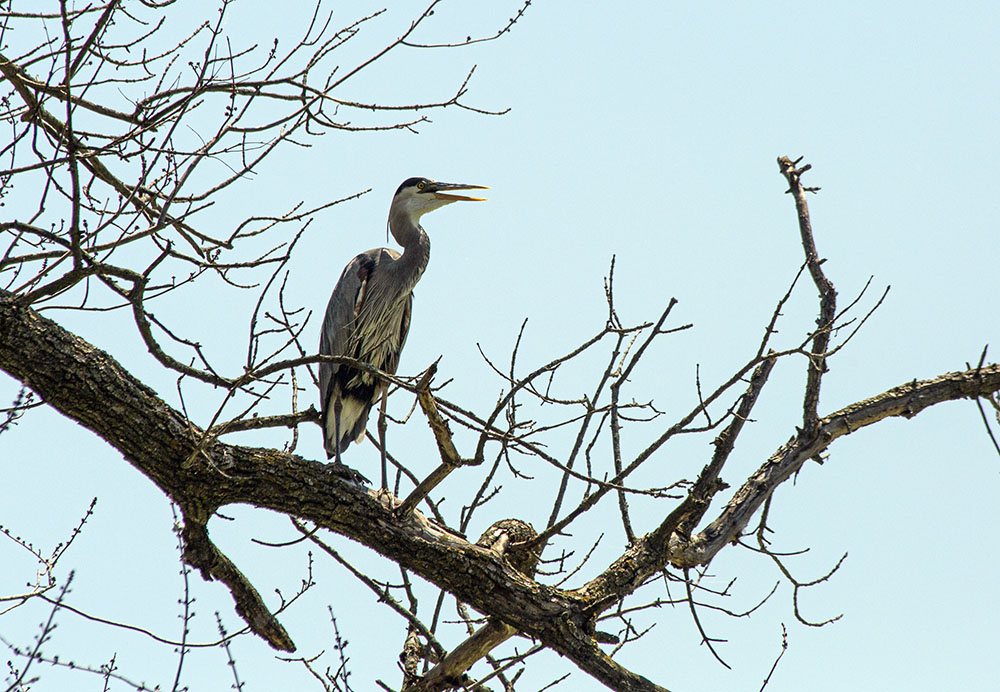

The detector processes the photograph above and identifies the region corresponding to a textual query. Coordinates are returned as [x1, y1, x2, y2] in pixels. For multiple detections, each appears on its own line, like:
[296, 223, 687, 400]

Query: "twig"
[758, 624, 788, 692]
[971, 345, 1000, 459]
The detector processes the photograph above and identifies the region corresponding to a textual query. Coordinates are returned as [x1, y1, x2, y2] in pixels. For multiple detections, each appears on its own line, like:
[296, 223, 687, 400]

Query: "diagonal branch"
[574, 354, 777, 614]
[0, 290, 670, 692]
[3, 283, 997, 691]
[668, 363, 1000, 568]
[397, 362, 470, 517]
[181, 518, 295, 651]
[778, 156, 837, 434]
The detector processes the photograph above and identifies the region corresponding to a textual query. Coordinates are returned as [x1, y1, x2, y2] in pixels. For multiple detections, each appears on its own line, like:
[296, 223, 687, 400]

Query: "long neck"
[388, 207, 431, 293]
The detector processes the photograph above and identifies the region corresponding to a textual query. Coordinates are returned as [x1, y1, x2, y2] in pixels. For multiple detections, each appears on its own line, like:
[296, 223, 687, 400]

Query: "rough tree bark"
[3, 286, 998, 691]
[2, 3, 999, 690]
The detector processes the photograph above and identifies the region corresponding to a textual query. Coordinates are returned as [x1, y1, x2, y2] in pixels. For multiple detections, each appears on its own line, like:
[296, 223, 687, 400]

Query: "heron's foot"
[325, 460, 370, 485]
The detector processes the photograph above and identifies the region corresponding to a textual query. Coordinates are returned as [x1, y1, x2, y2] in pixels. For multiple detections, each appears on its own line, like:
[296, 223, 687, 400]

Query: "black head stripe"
[396, 177, 431, 195]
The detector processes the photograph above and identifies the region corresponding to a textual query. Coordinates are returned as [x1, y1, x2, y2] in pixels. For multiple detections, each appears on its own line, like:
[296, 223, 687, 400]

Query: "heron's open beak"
[431, 182, 489, 202]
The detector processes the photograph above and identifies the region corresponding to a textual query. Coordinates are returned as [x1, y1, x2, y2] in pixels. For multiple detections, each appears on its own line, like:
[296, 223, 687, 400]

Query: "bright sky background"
[3, 2, 999, 691]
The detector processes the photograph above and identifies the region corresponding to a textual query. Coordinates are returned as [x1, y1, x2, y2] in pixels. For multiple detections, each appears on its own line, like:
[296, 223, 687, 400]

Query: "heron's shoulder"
[337, 248, 392, 278]
[347, 247, 402, 266]
[371, 247, 402, 262]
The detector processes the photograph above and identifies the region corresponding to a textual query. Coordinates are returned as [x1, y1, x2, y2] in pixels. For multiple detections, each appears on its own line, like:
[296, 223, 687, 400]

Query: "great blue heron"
[319, 177, 487, 484]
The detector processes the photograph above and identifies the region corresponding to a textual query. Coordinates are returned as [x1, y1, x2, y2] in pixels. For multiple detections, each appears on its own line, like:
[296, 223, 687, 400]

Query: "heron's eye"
[417, 181, 425, 190]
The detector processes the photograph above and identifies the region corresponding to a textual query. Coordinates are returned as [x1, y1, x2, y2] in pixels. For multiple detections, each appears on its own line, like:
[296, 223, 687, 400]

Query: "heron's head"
[391, 177, 488, 223]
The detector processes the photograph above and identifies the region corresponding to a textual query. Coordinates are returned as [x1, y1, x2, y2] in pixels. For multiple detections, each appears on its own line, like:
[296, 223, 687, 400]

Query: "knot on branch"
[476, 518, 542, 578]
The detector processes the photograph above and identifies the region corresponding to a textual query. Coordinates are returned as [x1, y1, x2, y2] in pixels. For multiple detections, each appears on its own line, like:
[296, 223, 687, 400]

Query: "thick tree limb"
[408, 519, 543, 691]
[2, 291, 997, 691]
[0, 292, 658, 691]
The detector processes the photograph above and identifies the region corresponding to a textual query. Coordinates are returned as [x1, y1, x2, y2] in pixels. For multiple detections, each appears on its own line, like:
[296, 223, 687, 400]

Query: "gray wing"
[319, 250, 378, 438]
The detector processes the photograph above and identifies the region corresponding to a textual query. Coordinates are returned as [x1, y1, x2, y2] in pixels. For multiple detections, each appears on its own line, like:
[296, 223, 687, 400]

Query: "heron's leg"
[378, 389, 388, 490]
[333, 395, 344, 466]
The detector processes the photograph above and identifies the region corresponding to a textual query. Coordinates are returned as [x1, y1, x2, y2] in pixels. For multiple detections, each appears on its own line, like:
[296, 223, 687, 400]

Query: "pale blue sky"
[2, 2, 999, 691]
